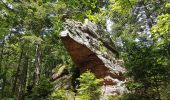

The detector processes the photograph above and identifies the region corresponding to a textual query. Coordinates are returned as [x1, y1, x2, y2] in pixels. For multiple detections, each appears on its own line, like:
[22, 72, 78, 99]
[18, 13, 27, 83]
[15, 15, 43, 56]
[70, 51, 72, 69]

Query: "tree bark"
[34, 44, 41, 85]
[0, 40, 4, 97]
[12, 47, 24, 95]
[17, 50, 29, 100]
[0, 39, 7, 97]
[0, 39, 5, 72]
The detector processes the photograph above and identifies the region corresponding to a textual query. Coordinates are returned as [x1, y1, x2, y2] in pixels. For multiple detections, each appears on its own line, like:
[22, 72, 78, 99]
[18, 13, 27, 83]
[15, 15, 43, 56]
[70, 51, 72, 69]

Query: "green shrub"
[76, 71, 103, 100]
[26, 78, 53, 100]
[48, 89, 68, 100]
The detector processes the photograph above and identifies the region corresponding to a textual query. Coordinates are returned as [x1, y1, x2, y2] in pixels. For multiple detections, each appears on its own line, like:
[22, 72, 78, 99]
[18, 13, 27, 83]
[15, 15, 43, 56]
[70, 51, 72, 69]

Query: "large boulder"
[60, 19, 128, 98]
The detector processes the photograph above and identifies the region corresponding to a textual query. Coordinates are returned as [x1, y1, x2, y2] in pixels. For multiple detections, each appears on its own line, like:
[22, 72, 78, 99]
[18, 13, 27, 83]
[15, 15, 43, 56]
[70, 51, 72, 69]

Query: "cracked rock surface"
[60, 19, 128, 99]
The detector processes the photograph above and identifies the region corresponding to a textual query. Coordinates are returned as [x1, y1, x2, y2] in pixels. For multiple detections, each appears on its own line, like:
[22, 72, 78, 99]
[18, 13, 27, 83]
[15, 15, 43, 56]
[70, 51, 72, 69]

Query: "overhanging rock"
[60, 19, 128, 98]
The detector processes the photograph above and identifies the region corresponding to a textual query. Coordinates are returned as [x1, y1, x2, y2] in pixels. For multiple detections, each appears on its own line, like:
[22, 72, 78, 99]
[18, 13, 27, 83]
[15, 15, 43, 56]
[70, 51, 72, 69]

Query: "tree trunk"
[17, 50, 29, 100]
[34, 44, 41, 85]
[0, 40, 4, 97]
[0, 39, 8, 97]
[12, 47, 24, 95]
[0, 39, 5, 72]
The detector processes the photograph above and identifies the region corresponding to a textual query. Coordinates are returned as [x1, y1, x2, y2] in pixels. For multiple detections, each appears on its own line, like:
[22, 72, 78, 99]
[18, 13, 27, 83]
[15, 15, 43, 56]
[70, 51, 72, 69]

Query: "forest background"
[0, 0, 170, 100]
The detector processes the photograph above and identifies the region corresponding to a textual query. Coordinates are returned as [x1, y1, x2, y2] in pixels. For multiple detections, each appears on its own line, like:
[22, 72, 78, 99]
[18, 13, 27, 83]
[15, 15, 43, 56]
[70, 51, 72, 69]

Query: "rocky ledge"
[60, 19, 128, 99]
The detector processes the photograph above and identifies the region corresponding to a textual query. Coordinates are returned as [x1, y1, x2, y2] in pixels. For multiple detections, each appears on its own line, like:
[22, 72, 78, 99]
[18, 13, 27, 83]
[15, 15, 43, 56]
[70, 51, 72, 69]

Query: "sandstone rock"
[60, 19, 128, 99]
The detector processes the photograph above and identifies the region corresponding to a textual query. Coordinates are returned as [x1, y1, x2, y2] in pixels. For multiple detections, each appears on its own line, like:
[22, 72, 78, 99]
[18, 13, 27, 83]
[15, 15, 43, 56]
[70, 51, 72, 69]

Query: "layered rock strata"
[60, 19, 128, 98]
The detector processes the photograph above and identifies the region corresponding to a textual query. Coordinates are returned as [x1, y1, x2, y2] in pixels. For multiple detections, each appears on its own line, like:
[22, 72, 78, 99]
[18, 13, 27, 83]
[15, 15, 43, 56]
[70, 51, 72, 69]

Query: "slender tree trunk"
[0, 39, 5, 72]
[17, 50, 29, 100]
[0, 40, 4, 97]
[12, 47, 24, 95]
[34, 44, 41, 85]
[0, 40, 7, 97]
[154, 76, 161, 100]
[1, 72, 6, 98]
[155, 81, 161, 100]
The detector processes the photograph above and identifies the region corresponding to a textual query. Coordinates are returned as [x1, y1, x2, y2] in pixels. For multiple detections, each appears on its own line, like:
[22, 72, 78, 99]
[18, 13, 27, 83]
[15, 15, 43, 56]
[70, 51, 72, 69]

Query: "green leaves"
[109, 0, 137, 15]
[21, 35, 43, 45]
[122, 39, 170, 99]
[76, 71, 103, 100]
[151, 14, 170, 43]
[27, 78, 53, 99]
[165, 3, 170, 8]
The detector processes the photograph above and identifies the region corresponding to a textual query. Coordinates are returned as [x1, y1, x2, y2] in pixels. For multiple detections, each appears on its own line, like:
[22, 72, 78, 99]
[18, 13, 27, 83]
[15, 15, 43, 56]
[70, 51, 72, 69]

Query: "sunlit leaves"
[21, 35, 42, 45]
[165, 3, 170, 8]
[76, 71, 103, 100]
[109, 0, 137, 15]
[151, 14, 170, 47]
[60, 0, 106, 21]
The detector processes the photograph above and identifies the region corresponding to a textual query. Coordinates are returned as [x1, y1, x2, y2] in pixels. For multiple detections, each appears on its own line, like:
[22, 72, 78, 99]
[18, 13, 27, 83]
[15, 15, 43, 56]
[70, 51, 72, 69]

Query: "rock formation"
[60, 19, 128, 99]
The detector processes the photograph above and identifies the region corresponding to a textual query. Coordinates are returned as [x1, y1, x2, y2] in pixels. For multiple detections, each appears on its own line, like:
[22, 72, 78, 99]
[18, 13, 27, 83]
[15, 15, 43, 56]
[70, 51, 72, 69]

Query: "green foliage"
[107, 96, 121, 100]
[122, 39, 170, 99]
[48, 89, 68, 100]
[0, 0, 71, 99]
[151, 14, 170, 49]
[107, 94, 139, 100]
[108, 1, 170, 99]
[27, 78, 53, 99]
[1, 0, 170, 100]
[48, 89, 76, 100]
[76, 71, 103, 100]
[21, 35, 43, 45]
[109, 0, 137, 15]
